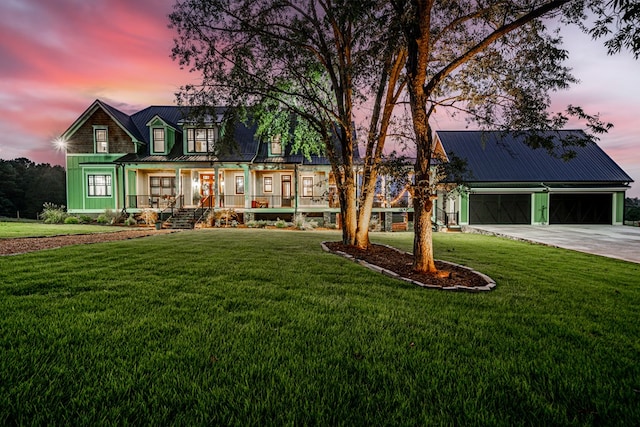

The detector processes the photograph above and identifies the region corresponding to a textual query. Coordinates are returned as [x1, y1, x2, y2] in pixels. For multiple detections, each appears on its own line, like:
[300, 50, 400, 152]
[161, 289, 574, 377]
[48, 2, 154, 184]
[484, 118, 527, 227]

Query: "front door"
[282, 175, 292, 207]
[200, 174, 215, 207]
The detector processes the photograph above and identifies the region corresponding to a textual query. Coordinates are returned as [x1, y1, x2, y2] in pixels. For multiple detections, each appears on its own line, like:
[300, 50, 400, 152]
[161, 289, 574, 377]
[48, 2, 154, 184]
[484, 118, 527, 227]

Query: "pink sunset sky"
[0, 0, 638, 196]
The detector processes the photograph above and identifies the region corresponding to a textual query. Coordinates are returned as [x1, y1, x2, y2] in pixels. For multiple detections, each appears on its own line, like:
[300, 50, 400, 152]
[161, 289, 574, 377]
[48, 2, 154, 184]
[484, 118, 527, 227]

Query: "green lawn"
[0, 221, 133, 238]
[1, 229, 638, 425]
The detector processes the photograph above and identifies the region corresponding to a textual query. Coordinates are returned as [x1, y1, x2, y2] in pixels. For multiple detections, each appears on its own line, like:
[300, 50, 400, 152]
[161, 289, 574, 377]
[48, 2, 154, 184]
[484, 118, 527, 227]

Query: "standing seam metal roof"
[436, 130, 633, 183]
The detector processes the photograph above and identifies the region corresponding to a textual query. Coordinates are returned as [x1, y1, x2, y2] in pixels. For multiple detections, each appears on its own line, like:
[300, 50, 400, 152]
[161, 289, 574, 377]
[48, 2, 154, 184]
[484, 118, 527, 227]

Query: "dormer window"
[94, 127, 108, 153]
[270, 134, 282, 156]
[152, 128, 165, 154]
[187, 128, 218, 153]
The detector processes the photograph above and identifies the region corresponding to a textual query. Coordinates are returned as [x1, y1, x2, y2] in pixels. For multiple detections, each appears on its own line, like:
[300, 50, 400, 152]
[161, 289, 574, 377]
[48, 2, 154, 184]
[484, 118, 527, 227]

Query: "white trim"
[151, 127, 166, 154]
[80, 166, 117, 211]
[302, 176, 314, 197]
[93, 125, 108, 153]
[469, 186, 629, 194]
[234, 174, 245, 195]
[263, 175, 273, 193]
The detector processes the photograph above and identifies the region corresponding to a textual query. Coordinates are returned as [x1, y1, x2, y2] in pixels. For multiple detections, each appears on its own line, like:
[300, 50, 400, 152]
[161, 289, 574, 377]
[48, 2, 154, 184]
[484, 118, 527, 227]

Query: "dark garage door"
[469, 194, 531, 224]
[549, 193, 612, 224]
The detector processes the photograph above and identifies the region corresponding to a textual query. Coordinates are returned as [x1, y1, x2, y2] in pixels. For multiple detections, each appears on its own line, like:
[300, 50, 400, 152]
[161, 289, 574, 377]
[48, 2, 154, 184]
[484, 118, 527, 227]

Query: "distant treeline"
[0, 158, 66, 219]
[627, 197, 640, 222]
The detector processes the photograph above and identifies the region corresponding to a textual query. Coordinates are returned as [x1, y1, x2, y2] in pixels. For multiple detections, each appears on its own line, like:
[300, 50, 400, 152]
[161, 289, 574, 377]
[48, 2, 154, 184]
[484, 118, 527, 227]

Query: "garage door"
[549, 193, 612, 224]
[469, 194, 531, 224]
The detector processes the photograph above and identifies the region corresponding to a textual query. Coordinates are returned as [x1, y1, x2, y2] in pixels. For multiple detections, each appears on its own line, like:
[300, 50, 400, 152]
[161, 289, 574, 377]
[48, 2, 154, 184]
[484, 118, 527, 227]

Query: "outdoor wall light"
[52, 137, 68, 151]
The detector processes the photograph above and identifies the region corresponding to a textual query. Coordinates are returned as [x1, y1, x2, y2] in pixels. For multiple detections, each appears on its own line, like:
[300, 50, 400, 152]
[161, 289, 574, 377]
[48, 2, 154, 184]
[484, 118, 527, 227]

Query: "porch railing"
[436, 208, 458, 227]
[249, 195, 294, 208]
[128, 194, 183, 209]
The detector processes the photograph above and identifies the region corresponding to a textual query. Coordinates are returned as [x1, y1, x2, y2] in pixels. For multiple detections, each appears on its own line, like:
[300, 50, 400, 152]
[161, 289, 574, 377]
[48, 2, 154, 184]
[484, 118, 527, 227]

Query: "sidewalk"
[466, 225, 640, 264]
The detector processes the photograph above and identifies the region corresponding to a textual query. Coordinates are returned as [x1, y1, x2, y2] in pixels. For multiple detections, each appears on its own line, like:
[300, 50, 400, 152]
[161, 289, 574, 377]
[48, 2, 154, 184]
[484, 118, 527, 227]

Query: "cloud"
[0, 0, 194, 166]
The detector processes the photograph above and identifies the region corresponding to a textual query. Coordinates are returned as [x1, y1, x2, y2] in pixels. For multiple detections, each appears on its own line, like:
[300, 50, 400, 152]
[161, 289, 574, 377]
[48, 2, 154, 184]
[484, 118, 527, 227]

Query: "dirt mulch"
[0, 229, 176, 256]
[324, 241, 493, 290]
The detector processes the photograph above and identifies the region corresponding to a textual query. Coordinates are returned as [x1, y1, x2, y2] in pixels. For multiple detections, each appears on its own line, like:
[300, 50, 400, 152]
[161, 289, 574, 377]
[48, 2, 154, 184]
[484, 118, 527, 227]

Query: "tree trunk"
[404, 0, 437, 273]
[411, 123, 437, 273]
[354, 169, 378, 249]
[412, 190, 436, 273]
[339, 168, 358, 245]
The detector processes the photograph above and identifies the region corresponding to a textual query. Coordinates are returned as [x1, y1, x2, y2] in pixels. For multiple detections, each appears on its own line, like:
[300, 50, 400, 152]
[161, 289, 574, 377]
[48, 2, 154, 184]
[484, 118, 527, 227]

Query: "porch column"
[242, 164, 250, 209]
[294, 164, 299, 216]
[214, 165, 219, 210]
[175, 168, 181, 207]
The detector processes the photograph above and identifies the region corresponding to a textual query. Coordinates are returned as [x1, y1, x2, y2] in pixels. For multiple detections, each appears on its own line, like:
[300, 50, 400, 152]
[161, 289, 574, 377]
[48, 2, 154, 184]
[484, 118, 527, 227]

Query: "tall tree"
[390, 0, 617, 272]
[170, 0, 405, 247]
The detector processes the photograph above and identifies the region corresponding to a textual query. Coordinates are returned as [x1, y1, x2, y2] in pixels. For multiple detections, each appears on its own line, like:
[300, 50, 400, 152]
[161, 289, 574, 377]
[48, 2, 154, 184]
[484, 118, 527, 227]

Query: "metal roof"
[98, 101, 337, 165]
[88, 100, 358, 166]
[436, 130, 633, 184]
[98, 100, 145, 143]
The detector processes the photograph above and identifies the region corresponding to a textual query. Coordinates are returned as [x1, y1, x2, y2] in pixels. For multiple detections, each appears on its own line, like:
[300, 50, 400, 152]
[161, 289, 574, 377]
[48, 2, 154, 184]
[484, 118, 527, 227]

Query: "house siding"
[67, 154, 122, 213]
[459, 192, 469, 225]
[67, 109, 136, 154]
[615, 191, 625, 224]
[533, 192, 549, 225]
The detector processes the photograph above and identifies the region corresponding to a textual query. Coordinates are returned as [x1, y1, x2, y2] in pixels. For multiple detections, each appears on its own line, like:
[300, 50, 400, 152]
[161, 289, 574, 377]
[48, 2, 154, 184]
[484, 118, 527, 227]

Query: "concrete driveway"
[467, 225, 640, 264]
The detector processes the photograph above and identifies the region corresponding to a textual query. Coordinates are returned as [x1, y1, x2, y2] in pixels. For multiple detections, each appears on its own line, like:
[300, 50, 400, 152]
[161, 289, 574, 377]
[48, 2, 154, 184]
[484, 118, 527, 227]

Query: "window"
[270, 134, 282, 155]
[235, 175, 245, 194]
[150, 176, 175, 197]
[153, 128, 165, 153]
[87, 174, 112, 197]
[302, 177, 314, 197]
[187, 128, 217, 153]
[95, 128, 108, 153]
[264, 176, 273, 193]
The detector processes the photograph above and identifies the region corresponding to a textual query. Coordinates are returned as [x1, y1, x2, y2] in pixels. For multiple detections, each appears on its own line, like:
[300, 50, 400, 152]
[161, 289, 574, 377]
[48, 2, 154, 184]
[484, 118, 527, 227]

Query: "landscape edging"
[321, 242, 496, 293]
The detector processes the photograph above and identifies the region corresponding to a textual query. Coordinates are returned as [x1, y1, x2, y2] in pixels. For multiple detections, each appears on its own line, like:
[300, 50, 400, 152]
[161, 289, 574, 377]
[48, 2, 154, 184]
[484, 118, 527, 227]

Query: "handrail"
[158, 195, 184, 222]
[194, 207, 210, 227]
[436, 208, 459, 227]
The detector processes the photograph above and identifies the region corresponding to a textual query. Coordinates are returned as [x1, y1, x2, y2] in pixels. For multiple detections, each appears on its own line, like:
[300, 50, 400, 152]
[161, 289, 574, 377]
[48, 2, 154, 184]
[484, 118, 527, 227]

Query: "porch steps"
[168, 208, 198, 229]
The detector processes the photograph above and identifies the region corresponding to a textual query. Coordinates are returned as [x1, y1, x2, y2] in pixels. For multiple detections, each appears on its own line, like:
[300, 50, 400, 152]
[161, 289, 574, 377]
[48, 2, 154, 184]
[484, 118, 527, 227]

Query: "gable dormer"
[146, 116, 177, 155]
[268, 134, 283, 156]
[181, 125, 219, 155]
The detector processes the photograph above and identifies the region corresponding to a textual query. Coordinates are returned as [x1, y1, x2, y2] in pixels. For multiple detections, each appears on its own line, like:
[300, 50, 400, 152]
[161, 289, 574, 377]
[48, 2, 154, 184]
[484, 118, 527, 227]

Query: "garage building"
[435, 130, 633, 226]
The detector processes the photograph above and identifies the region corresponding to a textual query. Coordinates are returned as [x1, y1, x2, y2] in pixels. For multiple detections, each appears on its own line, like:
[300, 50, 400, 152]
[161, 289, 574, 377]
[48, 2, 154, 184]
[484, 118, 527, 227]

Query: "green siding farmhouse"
[59, 100, 633, 228]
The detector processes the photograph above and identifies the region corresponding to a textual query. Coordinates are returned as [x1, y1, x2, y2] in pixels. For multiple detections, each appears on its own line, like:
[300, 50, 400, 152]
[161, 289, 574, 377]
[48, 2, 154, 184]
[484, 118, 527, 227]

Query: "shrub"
[124, 214, 137, 226]
[79, 215, 93, 224]
[140, 209, 158, 226]
[64, 216, 80, 224]
[103, 209, 118, 225]
[275, 218, 288, 228]
[293, 214, 318, 231]
[96, 214, 109, 224]
[206, 210, 216, 227]
[246, 220, 267, 228]
[215, 209, 238, 226]
[40, 203, 67, 224]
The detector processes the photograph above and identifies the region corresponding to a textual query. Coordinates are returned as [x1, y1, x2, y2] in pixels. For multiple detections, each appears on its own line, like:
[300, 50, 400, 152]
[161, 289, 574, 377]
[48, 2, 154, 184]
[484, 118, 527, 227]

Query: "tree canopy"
[170, 0, 638, 272]
[170, 0, 407, 247]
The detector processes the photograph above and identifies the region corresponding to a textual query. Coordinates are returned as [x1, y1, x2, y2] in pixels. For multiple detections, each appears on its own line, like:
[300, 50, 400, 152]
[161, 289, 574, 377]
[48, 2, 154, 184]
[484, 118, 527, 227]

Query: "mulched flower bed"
[0, 229, 175, 256]
[324, 241, 492, 290]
